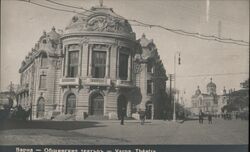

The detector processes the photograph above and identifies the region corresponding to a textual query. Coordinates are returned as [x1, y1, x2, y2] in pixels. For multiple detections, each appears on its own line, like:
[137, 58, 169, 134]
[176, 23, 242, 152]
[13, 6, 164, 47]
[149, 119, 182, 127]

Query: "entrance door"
[117, 95, 127, 120]
[146, 102, 153, 119]
[37, 97, 45, 118]
[66, 94, 76, 114]
[90, 93, 104, 115]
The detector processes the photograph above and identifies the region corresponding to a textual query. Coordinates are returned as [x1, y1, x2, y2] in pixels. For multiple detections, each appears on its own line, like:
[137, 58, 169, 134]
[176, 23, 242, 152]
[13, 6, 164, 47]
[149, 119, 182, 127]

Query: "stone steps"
[85, 115, 109, 120]
[53, 114, 76, 121]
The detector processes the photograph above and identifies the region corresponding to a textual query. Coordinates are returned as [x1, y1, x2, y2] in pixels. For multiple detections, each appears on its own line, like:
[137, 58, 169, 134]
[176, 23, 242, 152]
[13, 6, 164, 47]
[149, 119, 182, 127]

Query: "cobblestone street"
[0, 118, 248, 145]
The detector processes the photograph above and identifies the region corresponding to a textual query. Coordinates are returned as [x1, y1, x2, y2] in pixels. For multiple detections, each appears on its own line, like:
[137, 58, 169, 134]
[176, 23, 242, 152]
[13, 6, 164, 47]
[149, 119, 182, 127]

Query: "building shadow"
[0, 120, 105, 130]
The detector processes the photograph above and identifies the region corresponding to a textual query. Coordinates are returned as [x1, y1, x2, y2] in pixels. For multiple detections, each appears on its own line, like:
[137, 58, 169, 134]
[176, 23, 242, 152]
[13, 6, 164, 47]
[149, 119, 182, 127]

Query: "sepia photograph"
[0, 0, 249, 151]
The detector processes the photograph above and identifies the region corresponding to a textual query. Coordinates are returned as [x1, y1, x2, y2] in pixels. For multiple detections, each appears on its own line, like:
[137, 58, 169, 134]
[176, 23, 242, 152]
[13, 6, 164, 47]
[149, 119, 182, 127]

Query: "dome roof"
[64, 6, 134, 37]
[139, 34, 157, 60]
[207, 78, 216, 88]
[195, 86, 201, 95]
[47, 26, 60, 40]
[38, 27, 61, 44]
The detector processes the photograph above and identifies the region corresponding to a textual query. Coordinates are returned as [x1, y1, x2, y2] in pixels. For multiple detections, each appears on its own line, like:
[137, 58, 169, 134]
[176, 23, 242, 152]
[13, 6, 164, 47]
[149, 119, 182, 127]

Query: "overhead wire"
[176, 72, 249, 78]
[18, 0, 89, 17]
[19, 0, 249, 46]
[45, 0, 249, 45]
[45, 0, 94, 13]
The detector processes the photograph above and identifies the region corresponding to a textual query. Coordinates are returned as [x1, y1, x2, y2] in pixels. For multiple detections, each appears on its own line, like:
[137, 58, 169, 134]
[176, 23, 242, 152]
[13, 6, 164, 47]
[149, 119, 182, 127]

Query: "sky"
[1, 0, 249, 107]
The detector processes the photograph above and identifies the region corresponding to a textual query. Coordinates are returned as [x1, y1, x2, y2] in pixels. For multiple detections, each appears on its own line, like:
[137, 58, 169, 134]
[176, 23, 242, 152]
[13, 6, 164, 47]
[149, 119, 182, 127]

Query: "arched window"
[146, 101, 153, 119]
[41, 53, 48, 67]
[42, 39, 47, 44]
[90, 93, 104, 115]
[37, 97, 45, 118]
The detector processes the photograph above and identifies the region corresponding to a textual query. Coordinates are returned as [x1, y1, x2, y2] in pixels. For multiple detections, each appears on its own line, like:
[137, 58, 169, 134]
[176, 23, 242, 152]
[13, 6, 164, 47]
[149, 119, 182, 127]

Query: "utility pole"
[169, 74, 174, 119]
[173, 52, 181, 122]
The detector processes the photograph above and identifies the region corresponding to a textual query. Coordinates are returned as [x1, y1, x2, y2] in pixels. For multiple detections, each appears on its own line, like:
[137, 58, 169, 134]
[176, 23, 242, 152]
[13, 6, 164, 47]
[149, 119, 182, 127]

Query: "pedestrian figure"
[199, 110, 203, 124]
[208, 113, 212, 124]
[163, 110, 167, 121]
[120, 107, 126, 125]
[139, 109, 145, 125]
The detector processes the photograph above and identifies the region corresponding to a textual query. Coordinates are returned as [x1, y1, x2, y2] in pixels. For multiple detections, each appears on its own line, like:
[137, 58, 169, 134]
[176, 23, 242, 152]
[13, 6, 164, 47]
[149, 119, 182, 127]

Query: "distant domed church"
[191, 78, 224, 115]
[16, 4, 168, 120]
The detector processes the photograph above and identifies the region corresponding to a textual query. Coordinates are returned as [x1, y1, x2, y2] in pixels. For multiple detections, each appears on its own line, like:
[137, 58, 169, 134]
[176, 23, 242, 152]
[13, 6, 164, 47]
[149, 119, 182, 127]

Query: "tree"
[222, 89, 249, 112]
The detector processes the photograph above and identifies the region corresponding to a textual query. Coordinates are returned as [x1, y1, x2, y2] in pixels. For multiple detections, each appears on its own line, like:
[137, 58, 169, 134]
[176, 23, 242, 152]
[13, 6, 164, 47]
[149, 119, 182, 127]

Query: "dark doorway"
[90, 93, 104, 115]
[65, 93, 76, 115]
[146, 102, 153, 119]
[117, 95, 127, 120]
[37, 97, 45, 118]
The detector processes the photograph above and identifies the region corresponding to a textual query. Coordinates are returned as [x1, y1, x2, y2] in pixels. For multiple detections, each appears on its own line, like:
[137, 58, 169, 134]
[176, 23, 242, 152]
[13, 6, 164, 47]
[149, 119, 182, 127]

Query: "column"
[127, 101, 132, 117]
[82, 43, 88, 77]
[78, 44, 82, 77]
[105, 48, 110, 78]
[104, 93, 107, 116]
[151, 104, 154, 120]
[88, 45, 93, 77]
[64, 45, 69, 77]
[116, 47, 120, 79]
[127, 53, 131, 81]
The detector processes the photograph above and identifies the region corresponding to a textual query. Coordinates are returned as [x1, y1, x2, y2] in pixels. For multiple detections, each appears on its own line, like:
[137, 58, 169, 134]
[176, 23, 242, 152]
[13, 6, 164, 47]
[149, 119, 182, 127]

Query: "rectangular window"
[39, 75, 46, 89]
[119, 53, 129, 80]
[147, 64, 152, 73]
[92, 51, 106, 78]
[68, 51, 79, 77]
[147, 80, 153, 94]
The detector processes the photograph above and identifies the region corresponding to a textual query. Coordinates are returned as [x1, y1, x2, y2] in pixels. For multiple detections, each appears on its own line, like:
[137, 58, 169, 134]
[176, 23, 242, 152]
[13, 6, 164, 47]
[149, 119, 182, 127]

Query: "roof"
[139, 33, 154, 47]
[207, 78, 216, 88]
[64, 6, 134, 36]
[47, 26, 61, 41]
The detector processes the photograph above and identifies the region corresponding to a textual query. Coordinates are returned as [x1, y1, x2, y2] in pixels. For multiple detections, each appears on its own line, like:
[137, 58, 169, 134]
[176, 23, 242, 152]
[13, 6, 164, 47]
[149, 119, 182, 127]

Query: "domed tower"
[195, 86, 201, 96]
[207, 78, 216, 95]
[37, 27, 61, 53]
[61, 4, 136, 80]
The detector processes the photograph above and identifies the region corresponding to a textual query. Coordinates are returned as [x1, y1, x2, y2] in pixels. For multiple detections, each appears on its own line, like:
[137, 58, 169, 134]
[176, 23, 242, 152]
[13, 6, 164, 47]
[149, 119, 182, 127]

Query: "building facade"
[16, 5, 167, 120]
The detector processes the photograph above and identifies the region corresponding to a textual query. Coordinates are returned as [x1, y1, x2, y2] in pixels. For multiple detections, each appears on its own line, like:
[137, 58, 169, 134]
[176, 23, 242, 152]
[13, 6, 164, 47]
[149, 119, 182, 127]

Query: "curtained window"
[92, 51, 106, 78]
[119, 53, 129, 80]
[68, 51, 79, 77]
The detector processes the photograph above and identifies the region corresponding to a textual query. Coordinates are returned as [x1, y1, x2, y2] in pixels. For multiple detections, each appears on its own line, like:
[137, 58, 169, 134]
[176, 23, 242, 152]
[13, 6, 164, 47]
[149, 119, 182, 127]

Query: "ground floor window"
[65, 93, 76, 114]
[37, 97, 45, 118]
[90, 93, 104, 115]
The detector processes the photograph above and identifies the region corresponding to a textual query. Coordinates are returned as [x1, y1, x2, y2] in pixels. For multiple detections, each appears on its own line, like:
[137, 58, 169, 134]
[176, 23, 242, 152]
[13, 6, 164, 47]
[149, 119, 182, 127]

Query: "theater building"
[16, 4, 167, 120]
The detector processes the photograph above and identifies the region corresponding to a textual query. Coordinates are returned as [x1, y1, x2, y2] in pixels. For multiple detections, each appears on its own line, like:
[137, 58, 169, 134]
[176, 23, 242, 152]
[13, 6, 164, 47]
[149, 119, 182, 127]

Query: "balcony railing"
[85, 78, 111, 86]
[116, 80, 134, 88]
[59, 77, 80, 86]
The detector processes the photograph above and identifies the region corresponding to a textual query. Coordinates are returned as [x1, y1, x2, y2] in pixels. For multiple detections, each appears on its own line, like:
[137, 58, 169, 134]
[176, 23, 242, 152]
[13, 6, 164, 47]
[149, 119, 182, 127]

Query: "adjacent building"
[16, 4, 168, 120]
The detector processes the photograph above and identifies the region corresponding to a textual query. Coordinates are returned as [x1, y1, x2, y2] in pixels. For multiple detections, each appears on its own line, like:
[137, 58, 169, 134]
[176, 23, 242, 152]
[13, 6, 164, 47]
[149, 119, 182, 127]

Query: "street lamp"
[173, 51, 181, 122]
